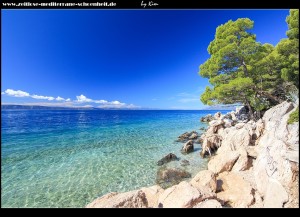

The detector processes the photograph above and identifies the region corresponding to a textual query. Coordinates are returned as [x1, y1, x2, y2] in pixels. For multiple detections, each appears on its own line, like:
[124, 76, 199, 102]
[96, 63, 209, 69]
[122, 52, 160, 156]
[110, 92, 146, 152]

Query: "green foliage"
[198, 11, 299, 118]
[286, 9, 299, 40]
[288, 107, 299, 124]
[250, 96, 270, 112]
[277, 9, 299, 88]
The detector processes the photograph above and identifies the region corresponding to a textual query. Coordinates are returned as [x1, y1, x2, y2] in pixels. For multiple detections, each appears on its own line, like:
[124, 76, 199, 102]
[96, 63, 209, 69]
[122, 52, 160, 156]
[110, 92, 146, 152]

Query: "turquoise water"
[1, 110, 227, 208]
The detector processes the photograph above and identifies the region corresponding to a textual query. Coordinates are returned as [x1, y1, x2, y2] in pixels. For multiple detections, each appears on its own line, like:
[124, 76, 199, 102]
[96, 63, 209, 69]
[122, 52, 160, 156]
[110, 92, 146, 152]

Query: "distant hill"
[203, 104, 239, 111]
[1, 104, 97, 110]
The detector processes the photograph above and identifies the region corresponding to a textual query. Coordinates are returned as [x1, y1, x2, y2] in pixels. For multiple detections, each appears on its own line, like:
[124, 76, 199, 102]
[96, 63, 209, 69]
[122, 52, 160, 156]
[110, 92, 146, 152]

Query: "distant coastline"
[1, 104, 237, 111]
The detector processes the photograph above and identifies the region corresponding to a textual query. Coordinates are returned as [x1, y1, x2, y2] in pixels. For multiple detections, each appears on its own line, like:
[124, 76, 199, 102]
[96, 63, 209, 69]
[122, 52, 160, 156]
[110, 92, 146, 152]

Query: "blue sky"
[2, 9, 290, 109]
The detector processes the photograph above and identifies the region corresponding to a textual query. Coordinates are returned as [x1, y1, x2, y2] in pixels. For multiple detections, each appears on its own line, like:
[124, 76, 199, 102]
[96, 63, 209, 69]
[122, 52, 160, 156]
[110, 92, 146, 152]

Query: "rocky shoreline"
[86, 101, 299, 208]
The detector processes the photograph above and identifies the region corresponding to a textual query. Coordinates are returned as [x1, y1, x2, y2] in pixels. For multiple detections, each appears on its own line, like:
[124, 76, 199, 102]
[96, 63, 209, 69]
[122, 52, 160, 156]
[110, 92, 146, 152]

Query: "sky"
[2, 9, 290, 109]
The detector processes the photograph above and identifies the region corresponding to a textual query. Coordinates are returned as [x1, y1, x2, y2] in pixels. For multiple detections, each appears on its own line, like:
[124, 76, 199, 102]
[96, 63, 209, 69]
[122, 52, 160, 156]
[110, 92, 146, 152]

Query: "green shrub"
[288, 107, 299, 124]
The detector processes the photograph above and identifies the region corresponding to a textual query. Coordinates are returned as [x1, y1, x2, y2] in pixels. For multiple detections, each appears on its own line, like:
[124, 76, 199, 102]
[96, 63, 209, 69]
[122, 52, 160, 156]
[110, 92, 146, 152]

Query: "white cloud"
[98, 103, 140, 109]
[1, 92, 5, 95]
[4, 89, 30, 97]
[3, 89, 140, 109]
[56, 96, 65, 101]
[76, 94, 93, 102]
[94, 99, 108, 104]
[31, 94, 55, 101]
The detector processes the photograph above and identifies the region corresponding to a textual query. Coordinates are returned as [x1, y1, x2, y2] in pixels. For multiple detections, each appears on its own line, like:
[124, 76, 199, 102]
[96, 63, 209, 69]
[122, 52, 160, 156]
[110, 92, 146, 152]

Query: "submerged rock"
[177, 131, 198, 143]
[180, 159, 190, 166]
[157, 153, 178, 166]
[156, 167, 191, 189]
[181, 140, 194, 154]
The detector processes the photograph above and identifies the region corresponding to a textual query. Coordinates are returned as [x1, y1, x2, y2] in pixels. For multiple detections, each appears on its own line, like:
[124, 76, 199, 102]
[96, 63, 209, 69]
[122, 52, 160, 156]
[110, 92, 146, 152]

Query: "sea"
[1, 109, 230, 207]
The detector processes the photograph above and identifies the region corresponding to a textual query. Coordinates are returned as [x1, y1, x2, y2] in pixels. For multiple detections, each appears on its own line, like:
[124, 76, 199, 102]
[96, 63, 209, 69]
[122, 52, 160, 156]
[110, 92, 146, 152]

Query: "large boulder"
[217, 127, 251, 153]
[193, 199, 222, 208]
[216, 172, 254, 208]
[209, 120, 224, 133]
[190, 170, 217, 193]
[200, 134, 222, 157]
[263, 179, 289, 208]
[253, 101, 298, 207]
[140, 185, 164, 208]
[86, 190, 148, 208]
[157, 153, 178, 166]
[157, 181, 215, 208]
[208, 151, 240, 174]
[181, 140, 194, 154]
[223, 119, 233, 128]
[232, 148, 251, 172]
[156, 167, 191, 189]
[214, 112, 222, 120]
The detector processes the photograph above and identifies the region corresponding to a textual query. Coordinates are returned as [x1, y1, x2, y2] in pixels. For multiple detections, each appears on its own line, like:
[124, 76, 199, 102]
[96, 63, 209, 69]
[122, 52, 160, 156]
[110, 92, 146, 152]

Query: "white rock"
[190, 170, 217, 193]
[263, 179, 289, 208]
[216, 172, 254, 208]
[86, 190, 148, 208]
[140, 185, 164, 208]
[193, 199, 222, 208]
[157, 181, 215, 208]
[208, 151, 240, 174]
[232, 148, 251, 172]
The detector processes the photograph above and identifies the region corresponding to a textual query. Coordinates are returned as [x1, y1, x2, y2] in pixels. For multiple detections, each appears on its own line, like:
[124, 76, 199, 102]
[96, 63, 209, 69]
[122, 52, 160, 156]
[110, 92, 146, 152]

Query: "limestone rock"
[181, 140, 194, 154]
[214, 112, 222, 120]
[246, 146, 258, 159]
[86, 190, 148, 208]
[200, 114, 214, 122]
[189, 133, 198, 140]
[235, 123, 245, 129]
[193, 199, 222, 208]
[252, 101, 298, 208]
[217, 127, 251, 153]
[208, 151, 240, 174]
[190, 170, 217, 193]
[157, 181, 215, 208]
[263, 179, 289, 208]
[140, 185, 164, 208]
[209, 120, 224, 133]
[232, 148, 251, 172]
[224, 119, 233, 128]
[200, 134, 222, 157]
[216, 172, 254, 208]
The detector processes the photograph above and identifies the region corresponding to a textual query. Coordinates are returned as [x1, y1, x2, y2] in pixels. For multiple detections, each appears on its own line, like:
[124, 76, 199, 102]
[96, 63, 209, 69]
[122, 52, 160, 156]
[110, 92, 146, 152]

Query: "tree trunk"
[242, 60, 249, 77]
[260, 91, 284, 104]
[244, 98, 254, 120]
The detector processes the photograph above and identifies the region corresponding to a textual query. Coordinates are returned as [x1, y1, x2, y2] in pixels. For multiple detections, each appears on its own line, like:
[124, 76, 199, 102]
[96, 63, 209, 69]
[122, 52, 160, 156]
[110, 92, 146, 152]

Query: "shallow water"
[1, 109, 229, 207]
